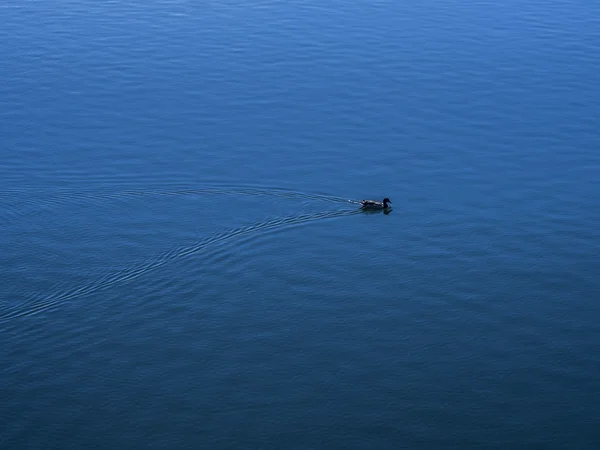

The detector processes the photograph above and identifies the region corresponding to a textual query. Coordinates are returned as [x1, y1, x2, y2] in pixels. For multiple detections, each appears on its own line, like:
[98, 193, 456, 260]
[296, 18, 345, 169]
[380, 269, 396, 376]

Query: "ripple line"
[0, 208, 360, 322]
[0, 185, 360, 224]
[0, 184, 357, 211]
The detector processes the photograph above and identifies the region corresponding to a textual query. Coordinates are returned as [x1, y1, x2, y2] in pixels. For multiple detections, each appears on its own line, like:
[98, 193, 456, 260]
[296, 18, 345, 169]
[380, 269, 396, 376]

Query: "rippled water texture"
[1, 0, 600, 448]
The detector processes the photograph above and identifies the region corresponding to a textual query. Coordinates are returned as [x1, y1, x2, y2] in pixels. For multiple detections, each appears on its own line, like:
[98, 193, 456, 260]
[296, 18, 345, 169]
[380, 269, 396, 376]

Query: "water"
[1, 0, 600, 448]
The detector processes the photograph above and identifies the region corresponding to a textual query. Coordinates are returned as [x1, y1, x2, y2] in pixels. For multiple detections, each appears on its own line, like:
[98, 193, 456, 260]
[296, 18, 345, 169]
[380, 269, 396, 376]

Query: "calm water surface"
[2, 0, 600, 448]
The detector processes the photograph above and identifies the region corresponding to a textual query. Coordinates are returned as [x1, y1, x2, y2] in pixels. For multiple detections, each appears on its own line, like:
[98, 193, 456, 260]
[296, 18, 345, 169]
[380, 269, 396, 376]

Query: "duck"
[360, 197, 392, 210]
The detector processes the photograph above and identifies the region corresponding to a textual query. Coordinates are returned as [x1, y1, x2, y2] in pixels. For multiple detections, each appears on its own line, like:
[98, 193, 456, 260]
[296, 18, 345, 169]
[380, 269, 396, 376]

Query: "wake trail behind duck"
[0, 185, 357, 221]
[0, 208, 360, 322]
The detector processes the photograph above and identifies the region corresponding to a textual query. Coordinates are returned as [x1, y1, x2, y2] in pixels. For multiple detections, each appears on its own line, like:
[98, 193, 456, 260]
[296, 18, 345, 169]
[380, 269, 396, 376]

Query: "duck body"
[360, 197, 392, 210]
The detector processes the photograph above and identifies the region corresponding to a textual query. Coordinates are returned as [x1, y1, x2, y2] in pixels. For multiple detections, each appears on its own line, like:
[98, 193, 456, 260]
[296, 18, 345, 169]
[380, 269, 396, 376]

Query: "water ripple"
[0, 207, 360, 322]
[0, 184, 360, 222]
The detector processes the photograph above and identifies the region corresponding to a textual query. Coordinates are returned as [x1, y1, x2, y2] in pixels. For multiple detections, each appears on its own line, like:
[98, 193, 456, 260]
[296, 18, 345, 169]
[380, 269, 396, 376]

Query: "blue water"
[2, 0, 600, 448]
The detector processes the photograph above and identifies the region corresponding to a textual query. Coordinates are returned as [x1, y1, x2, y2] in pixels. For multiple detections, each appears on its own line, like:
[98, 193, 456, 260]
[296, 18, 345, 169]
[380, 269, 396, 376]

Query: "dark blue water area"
[2, 0, 600, 448]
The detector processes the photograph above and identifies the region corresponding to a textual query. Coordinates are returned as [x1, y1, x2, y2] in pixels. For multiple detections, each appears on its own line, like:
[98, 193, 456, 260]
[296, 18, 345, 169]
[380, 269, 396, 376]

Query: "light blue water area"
[1, 0, 600, 448]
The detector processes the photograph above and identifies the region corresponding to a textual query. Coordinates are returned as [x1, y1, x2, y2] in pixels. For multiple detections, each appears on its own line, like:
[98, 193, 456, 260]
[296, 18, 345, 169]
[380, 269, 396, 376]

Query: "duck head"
[383, 198, 392, 207]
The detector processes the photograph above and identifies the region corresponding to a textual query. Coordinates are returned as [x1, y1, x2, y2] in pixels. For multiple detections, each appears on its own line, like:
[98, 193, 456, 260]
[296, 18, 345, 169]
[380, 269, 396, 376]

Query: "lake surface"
[2, 0, 600, 448]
